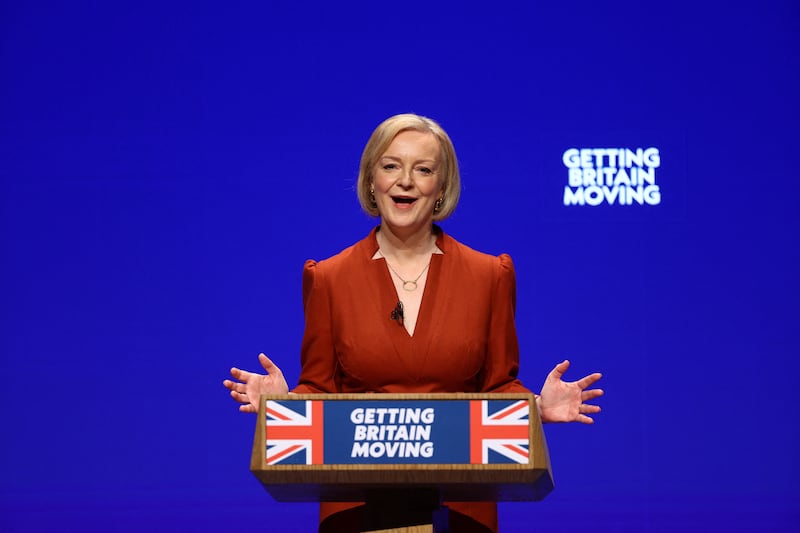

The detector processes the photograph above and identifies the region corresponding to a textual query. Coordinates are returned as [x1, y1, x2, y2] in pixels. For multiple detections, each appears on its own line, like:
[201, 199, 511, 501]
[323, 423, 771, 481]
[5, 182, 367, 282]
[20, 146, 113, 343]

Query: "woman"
[223, 114, 603, 532]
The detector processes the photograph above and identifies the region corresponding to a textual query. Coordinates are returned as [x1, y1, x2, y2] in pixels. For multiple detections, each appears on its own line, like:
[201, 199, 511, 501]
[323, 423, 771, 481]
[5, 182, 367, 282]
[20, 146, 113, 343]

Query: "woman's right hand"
[223, 353, 289, 413]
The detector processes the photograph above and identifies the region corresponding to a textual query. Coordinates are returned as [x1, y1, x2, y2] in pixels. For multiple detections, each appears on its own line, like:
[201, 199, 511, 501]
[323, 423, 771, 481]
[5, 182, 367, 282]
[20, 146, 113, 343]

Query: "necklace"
[379, 252, 431, 291]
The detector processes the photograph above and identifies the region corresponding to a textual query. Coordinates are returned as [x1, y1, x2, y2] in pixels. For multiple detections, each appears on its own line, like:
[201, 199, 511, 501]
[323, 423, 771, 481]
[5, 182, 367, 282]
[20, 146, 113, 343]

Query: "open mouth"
[392, 196, 417, 205]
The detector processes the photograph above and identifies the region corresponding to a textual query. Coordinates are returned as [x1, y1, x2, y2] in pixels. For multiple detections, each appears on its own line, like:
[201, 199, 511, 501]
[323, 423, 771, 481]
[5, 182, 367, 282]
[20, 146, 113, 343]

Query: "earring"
[433, 197, 443, 213]
[369, 184, 377, 209]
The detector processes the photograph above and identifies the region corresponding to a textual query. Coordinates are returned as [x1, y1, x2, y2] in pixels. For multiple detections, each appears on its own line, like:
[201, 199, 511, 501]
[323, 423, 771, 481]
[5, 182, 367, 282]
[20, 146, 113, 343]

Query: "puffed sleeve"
[479, 253, 530, 393]
[292, 260, 339, 393]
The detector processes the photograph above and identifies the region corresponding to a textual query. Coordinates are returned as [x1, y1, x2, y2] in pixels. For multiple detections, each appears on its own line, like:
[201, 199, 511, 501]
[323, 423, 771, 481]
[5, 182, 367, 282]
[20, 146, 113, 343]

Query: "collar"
[367, 225, 447, 260]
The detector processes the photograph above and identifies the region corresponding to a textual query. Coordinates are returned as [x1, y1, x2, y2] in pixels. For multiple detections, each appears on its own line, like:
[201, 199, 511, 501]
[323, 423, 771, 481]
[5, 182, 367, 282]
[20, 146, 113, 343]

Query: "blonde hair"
[356, 114, 461, 220]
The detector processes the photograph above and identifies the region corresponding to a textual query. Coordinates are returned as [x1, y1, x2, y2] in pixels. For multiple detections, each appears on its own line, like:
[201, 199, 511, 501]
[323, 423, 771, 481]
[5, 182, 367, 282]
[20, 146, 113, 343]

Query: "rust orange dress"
[291, 226, 530, 533]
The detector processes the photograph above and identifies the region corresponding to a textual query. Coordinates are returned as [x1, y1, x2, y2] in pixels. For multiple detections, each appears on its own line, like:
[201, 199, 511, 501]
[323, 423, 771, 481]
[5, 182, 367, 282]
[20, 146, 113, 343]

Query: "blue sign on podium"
[263, 397, 531, 466]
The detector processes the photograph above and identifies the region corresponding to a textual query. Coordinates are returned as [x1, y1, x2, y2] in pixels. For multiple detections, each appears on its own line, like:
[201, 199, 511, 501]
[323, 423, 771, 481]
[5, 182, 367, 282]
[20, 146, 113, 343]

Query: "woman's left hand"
[538, 360, 603, 424]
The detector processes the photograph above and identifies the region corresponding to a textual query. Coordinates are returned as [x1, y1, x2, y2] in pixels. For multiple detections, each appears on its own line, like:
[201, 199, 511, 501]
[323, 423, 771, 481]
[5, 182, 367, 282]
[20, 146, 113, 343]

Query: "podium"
[250, 393, 553, 532]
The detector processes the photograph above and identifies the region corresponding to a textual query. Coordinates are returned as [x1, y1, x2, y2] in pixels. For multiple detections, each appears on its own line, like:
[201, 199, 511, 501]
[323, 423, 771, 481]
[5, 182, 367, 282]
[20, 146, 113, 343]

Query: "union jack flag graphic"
[469, 399, 530, 464]
[265, 400, 324, 465]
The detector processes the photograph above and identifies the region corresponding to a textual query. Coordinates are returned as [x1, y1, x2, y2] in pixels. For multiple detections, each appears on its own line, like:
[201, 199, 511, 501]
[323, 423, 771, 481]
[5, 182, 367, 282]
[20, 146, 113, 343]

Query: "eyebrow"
[379, 155, 438, 164]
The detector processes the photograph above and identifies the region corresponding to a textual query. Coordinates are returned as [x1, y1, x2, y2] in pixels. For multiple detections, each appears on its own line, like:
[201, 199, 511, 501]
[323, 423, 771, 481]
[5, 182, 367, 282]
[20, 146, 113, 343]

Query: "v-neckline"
[369, 227, 445, 340]
[375, 255, 436, 339]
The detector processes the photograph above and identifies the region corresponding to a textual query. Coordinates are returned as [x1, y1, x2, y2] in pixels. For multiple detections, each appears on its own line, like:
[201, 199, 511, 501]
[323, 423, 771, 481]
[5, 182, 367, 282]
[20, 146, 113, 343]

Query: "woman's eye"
[382, 163, 398, 170]
[417, 167, 433, 175]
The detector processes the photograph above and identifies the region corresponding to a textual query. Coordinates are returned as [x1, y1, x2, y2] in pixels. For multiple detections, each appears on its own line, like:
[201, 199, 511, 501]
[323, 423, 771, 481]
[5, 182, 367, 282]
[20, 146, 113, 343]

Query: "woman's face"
[372, 130, 443, 238]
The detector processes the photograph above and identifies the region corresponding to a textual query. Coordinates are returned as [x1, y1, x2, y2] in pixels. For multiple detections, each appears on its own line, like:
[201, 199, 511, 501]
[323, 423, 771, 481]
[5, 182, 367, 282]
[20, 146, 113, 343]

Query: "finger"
[230, 367, 251, 381]
[223, 379, 248, 392]
[576, 372, 602, 389]
[581, 388, 604, 401]
[227, 381, 248, 394]
[579, 404, 601, 414]
[259, 353, 283, 376]
[230, 390, 250, 404]
[239, 403, 257, 414]
[549, 359, 570, 380]
[576, 414, 595, 424]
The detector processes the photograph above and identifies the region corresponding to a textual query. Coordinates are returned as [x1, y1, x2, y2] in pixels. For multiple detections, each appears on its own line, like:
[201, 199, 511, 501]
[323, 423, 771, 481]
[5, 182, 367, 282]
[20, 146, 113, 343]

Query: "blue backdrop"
[1, 1, 798, 531]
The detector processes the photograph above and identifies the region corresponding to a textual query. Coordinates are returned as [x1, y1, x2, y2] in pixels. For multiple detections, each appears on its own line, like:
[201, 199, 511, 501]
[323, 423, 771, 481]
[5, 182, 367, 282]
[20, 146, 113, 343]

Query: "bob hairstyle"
[356, 114, 461, 221]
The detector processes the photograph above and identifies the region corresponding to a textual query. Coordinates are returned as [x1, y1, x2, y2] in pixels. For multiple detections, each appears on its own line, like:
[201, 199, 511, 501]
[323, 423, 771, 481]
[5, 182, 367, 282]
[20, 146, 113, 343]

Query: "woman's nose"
[397, 168, 413, 187]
